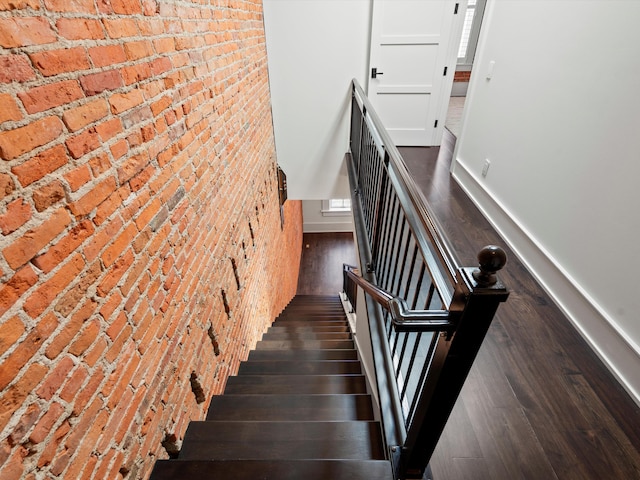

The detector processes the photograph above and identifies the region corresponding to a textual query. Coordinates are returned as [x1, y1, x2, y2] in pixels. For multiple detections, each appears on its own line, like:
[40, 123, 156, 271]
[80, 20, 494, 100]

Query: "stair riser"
[238, 361, 362, 376]
[224, 375, 368, 394]
[206, 394, 375, 422]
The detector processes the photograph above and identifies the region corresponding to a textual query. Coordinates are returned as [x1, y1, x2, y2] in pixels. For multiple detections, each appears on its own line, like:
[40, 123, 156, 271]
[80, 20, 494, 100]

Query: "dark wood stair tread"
[206, 394, 375, 421]
[224, 374, 367, 394]
[151, 459, 392, 479]
[248, 349, 357, 361]
[256, 339, 355, 350]
[180, 421, 385, 460]
[238, 360, 361, 375]
[261, 332, 352, 341]
[267, 325, 350, 333]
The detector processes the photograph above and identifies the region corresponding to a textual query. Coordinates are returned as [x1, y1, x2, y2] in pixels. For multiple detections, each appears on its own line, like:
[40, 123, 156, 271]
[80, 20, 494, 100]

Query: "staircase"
[150, 295, 393, 479]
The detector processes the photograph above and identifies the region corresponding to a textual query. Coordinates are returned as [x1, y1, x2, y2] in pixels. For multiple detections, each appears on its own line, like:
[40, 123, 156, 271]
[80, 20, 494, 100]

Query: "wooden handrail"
[343, 264, 453, 333]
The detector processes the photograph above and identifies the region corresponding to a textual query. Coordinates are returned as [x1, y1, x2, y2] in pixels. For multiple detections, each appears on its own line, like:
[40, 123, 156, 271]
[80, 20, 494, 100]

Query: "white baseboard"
[452, 160, 640, 406]
[303, 221, 354, 233]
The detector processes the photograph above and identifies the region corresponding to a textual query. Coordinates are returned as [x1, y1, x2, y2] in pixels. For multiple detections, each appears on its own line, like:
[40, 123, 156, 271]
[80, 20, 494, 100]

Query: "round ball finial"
[472, 245, 507, 286]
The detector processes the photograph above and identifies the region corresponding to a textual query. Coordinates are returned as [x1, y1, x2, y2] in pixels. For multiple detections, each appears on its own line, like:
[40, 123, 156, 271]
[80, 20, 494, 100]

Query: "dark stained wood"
[237, 360, 362, 375]
[206, 394, 375, 421]
[297, 233, 358, 295]
[395, 134, 640, 479]
[179, 421, 385, 460]
[248, 348, 358, 361]
[260, 331, 352, 341]
[224, 374, 368, 395]
[294, 140, 640, 478]
[256, 339, 355, 350]
[150, 459, 393, 480]
[150, 295, 392, 480]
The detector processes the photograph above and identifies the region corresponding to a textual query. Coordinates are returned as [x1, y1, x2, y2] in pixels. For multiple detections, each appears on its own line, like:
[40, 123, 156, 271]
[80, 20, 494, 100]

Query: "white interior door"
[368, 0, 463, 146]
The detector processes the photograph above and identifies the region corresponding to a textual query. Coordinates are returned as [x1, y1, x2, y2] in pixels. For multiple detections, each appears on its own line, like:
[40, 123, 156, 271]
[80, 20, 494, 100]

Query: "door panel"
[368, 0, 462, 146]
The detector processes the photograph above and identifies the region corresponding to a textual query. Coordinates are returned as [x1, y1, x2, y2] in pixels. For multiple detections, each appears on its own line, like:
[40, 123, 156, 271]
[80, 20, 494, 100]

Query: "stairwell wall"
[0, 1, 302, 478]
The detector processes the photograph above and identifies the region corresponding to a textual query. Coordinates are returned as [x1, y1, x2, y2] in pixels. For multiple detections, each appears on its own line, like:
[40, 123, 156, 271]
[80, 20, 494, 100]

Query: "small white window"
[457, 0, 486, 66]
[322, 198, 352, 216]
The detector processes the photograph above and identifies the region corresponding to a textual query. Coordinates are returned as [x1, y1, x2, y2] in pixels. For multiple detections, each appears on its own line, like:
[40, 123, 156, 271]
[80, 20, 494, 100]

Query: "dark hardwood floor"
[297, 233, 357, 296]
[296, 131, 640, 479]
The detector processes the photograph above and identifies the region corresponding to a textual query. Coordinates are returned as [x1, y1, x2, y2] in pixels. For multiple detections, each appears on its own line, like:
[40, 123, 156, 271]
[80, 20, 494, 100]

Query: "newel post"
[400, 246, 509, 479]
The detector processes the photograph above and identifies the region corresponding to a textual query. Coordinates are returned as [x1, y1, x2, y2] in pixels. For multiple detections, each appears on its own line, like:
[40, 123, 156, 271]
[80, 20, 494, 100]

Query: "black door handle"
[371, 67, 384, 79]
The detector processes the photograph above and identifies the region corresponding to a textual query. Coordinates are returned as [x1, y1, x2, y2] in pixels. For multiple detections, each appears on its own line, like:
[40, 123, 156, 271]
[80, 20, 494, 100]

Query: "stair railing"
[345, 79, 509, 479]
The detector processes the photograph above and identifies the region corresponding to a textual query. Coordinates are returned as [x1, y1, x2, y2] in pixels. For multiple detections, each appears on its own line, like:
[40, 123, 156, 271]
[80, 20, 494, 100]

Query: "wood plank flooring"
[297, 132, 640, 479]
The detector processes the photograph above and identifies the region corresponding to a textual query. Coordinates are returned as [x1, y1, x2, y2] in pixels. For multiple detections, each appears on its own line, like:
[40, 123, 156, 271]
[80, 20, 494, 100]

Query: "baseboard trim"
[452, 159, 640, 406]
[303, 222, 354, 233]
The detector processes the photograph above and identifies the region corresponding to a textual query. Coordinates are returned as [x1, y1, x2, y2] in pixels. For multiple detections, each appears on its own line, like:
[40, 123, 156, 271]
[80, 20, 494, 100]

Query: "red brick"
[37, 420, 70, 467]
[0, 363, 47, 431]
[36, 356, 74, 401]
[63, 165, 91, 192]
[124, 40, 153, 61]
[56, 18, 104, 40]
[62, 98, 109, 132]
[0, 444, 27, 480]
[2, 207, 71, 269]
[10, 145, 67, 187]
[95, 117, 123, 143]
[29, 402, 65, 444]
[0, 93, 22, 123]
[121, 62, 152, 85]
[68, 319, 101, 357]
[102, 223, 137, 266]
[154, 39, 176, 58]
[0, 198, 31, 234]
[32, 180, 65, 212]
[23, 254, 85, 318]
[0, 173, 14, 201]
[118, 152, 150, 183]
[9, 402, 40, 444]
[0, 316, 25, 356]
[109, 89, 144, 114]
[0, 0, 40, 10]
[33, 219, 94, 274]
[141, 0, 156, 15]
[0, 313, 57, 390]
[0, 54, 36, 83]
[73, 364, 104, 416]
[80, 70, 123, 96]
[44, 0, 96, 13]
[102, 17, 138, 39]
[59, 365, 88, 402]
[65, 128, 100, 159]
[30, 47, 90, 77]
[0, 116, 63, 161]
[18, 80, 84, 114]
[0, 17, 56, 48]
[110, 138, 128, 159]
[84, 216, 122, 261]
[111, 0, 143, 14]
[53, 268, 100, 317]
[88, 44, 127, 69]
[68, 176, 117, 217]
[89, 153, 111, 176]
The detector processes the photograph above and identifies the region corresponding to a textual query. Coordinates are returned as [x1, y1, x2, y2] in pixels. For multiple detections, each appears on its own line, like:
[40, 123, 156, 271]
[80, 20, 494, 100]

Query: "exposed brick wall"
[454, 70, 472, 82]
[0, 1, 303, 478]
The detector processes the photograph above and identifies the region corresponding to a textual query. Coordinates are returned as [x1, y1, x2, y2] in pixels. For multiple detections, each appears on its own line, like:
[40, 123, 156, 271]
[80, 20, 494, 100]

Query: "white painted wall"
[302, 200, 354, 233]
[262, 0, 371, 199]
[452, 0, 640, 402]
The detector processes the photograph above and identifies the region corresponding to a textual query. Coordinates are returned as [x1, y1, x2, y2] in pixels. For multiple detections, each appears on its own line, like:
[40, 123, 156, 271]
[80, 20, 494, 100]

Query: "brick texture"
[0, 2, 303, 479]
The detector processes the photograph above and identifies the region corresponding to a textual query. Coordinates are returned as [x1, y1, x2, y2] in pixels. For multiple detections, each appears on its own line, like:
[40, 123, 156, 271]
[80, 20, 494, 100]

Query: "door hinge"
[454, 3, 459, 14]
[434, 120, 439, 128]
[443, 66, 448, 76]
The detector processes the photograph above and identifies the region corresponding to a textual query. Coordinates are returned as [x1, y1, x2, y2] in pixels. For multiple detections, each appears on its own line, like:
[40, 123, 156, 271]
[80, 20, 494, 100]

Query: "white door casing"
[368, 0, 465, 146]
